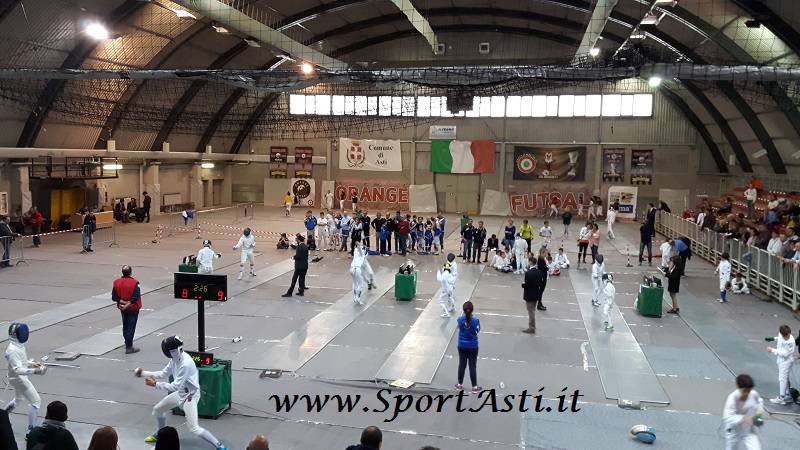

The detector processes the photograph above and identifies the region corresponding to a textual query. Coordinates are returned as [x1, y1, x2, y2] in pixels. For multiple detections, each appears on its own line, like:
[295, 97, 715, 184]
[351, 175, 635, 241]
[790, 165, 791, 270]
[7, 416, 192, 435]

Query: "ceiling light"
[648, 76, 662, 87]
[589, 47, 600, 57]
[201, 162, 215, 169]
[103, 163, 123, 170]
[171, 8, 196, 19]
[301, 62, 314, 74]
[654, 0, 678, 5]
[244, 38, 261, 48]
[751, 149, 768, 159]
[211, 23, 229, 34]
[630, 28, 646, 40]
[85, 22, 110, 40]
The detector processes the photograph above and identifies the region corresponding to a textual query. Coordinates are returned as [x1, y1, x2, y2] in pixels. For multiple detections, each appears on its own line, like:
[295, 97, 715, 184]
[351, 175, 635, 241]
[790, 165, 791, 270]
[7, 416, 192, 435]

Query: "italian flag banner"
[430, 140, 495, 173]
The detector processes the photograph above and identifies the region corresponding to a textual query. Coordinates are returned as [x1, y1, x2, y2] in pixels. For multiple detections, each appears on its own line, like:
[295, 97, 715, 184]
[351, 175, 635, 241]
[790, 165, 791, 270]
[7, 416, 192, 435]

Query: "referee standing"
[113, 265, 142, 354]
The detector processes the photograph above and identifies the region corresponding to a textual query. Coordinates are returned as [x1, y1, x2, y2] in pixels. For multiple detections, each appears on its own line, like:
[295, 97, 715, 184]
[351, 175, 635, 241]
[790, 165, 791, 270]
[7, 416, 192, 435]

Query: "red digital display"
[174, 273, 227, 302]
[186, 351, 214, 367]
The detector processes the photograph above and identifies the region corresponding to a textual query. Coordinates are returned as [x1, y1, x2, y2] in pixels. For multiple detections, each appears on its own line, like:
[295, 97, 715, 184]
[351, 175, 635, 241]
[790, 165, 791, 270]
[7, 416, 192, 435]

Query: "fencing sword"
[40, 355, 80, 369]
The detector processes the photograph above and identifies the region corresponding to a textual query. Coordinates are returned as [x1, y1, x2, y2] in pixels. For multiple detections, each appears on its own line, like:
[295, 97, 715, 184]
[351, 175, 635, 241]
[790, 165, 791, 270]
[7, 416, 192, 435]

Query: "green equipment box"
[395, 272, 417, 301]
[636, 284, 664, 318]
[172, 359, 232, 419]
[178, 263, 198, 273]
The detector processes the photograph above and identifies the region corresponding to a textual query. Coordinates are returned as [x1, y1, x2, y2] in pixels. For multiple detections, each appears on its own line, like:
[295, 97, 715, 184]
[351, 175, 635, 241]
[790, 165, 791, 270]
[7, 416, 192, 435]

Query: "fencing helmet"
[243, 228, 251, 237]
[161, 335, 184, 359]
[447, 253, 456, 263]
[203, 239, 212, 248]
[595, 254, 604, 265]
[443, 262, 452, 272]
[629, 425, 656, 444]
[8, 322, 29, 344]
[602, 273, 614, 283]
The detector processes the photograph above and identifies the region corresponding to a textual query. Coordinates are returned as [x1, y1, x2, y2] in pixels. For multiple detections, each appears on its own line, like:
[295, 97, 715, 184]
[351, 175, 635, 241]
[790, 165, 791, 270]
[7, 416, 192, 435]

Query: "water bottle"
[232, 336, 242, 343]
[765, 336, 775, 342]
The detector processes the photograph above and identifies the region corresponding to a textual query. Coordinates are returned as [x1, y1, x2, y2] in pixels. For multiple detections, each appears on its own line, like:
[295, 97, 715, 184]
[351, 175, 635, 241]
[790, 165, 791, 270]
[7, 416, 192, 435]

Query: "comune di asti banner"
[290, 178, 316, 207]
[513, 147, 585, 181]
[335, 181, 409, 210]
[339, 138, 402, 171]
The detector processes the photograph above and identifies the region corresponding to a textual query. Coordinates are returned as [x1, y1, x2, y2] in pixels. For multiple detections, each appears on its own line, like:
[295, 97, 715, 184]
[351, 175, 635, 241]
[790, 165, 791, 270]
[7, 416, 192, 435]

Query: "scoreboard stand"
[172, 272, 232, 419]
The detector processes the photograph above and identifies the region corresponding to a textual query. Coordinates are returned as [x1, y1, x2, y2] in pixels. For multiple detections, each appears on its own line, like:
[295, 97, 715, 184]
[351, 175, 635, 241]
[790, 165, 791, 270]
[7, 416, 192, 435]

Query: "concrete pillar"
[326, 140, 332, 181]
[143, 164, 161, 215]
[189, 165, 203, 209]
[204, 179, 213, 208]
[222, 165, 233, 205]
[16, 166, 31, 213]
[409, 141, 416, 185]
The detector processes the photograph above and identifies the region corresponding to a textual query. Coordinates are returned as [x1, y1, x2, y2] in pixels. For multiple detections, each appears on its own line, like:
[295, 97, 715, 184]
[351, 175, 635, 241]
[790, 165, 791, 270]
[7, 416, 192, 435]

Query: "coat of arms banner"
[338, 138, 403, 171]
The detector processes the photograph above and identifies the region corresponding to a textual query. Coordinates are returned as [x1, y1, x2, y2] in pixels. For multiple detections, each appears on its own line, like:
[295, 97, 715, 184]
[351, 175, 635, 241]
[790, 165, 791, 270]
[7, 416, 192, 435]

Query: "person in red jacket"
[112, 265, 141, 354]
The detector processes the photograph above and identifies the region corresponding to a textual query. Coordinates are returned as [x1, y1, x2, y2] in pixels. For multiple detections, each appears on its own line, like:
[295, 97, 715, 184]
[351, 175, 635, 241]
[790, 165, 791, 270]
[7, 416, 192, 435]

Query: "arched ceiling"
[1, 0, 799, 173]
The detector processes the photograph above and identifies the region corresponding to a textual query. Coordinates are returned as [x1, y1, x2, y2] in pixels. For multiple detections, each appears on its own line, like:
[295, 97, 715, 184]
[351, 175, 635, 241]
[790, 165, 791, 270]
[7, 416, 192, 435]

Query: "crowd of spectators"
[684, 178, 800, 269]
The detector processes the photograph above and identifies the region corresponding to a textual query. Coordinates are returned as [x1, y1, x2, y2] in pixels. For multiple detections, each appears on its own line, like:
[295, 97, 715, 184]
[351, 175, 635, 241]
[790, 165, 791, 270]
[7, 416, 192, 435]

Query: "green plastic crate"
[395, 272, 416, 301]
[636, 285, 664, 318]
[172, 359, 232, 419]
[178, 263, 198, 273]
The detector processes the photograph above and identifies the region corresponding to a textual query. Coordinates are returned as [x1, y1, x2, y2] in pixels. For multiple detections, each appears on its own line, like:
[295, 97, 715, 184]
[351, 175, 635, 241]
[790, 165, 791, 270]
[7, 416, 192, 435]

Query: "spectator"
[24, 207, 43, 247]
[485, 233, 499, 263]
[25, 401, 79, 450]
[143, 191, 152, 223]
[346, 426, 382, 450]
[562, 207, 572, 237]
[536, 257, 549, 311]
[154, 426, 180, 450]
[767, 231, 784, 256]
[519, 219, 533, 251]
[718, 197, 734, 215]
[398, 215, 410, 256]
[81, 210, 96, 253]
[339, 190, 346, 211]
[284, 191, 294, 217]
[455, 301, 481, 393]
[471, 221, 486, 263]
[246, 434, 268, 450]
[0, 408, 17, 450]
[645, 203, 657, 235]
[1, 215, 21, 268]
[283, 235, 309, 297]
[744, 184, 757, 219]
[351, 193, 359, 212]
[113, 199, 126, 222]
[664, 256, 682, 314]
[639, 220, 653, 266]
[87, 426, 117, 450]
[126, 198, 137, 218]
[503, 218, 516, 252]
[361, 210, 372, 250]
[783, 241, 800, 268]
[304, 210, 317, 240]
[589, 223, 601, 264]
[521, 256, 546, 334]
[113, 265, 142, 354]
[659, 201, 671, 214]
[674, 237, 691, 275]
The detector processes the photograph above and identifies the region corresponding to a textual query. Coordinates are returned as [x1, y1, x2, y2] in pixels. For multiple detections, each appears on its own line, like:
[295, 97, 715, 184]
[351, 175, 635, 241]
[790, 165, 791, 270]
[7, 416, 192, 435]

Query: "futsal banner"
[602, 148, 625, 183]
[513, 147, 586, 181]
[339, 138, 402, 171]
[334, 180, 409, 209]
[631, 149, 653, 185]
[294, 147, 313, 178]
[290, 178, 315, 207]
[509, 190, 588, 217]
[269, 146, 288, 178]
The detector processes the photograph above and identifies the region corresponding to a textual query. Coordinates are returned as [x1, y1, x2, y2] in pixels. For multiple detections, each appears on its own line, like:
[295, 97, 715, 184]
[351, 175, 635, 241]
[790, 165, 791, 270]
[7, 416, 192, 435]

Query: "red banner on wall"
[335, 181, 409, 210]
[294, 146, 313, 178]
[509, 190, 589, 217]
[270, 146, 288, 178]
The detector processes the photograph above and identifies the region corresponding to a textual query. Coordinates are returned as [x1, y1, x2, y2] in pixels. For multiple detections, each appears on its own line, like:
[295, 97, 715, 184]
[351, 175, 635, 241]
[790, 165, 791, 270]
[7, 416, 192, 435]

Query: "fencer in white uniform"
[196, 240, 221, 274]
[350, 237, 367, 304]
[135, 336, 227, 449]
[447, 253, 459, 280]
[731, 276, 750, 295]
[554, 249, 570, 269]
[659, 239, 673, 268]
[233, 228, 256, 280]
[767, 326, 797, 405]
[591, 254, 605, 307]
[722, 375, 763, 450]
[599, 273, 616, 331]
[4, 323, 46, 429]
[437, 262, 457, 317]
[606, 207, 617, 239]
[317, 213, 329, 251]
[513, 234, 529, 274]
[491, 250, 510, 271]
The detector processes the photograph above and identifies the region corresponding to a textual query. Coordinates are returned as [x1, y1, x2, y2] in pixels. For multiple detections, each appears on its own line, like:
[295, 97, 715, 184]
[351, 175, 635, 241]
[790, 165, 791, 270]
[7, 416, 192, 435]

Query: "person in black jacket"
[536, 257, 549, 311]
[1, 215, 20, 268]
[82, 210, 97, 253]
[646, 203, 657, 235]
[471, 221, 487, 263]
[346, 426, 382, 450]
[664, 256, 682, 314]
[485, 234, 499, 263]
[0, 408, 18, 450]
[639, 220, 654, 266]
[461, 219, 475, 263]
[521, 256, 546, 334]
[282, 235, 309, 297]
[142, 191, 152, 223]
[25, 401, 79, 450]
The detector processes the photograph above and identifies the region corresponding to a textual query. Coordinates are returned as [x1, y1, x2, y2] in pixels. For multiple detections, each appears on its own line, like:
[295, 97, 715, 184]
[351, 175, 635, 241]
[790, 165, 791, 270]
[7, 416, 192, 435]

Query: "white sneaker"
[770, 396, 787, 405]
[592, 300, 600, 307]
[718, 299, 725, 303]
[604, 323, 614, 332]
[440, 312, 451, 318]
[353, 297, 363, 305]
[250, 271, 256, 277]
[237, 273, 243, 280]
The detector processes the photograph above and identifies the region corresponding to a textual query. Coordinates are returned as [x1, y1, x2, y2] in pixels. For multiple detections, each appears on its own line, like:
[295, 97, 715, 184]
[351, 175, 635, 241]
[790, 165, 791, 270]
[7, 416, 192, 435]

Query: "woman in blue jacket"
[455, 301, 481, 393]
